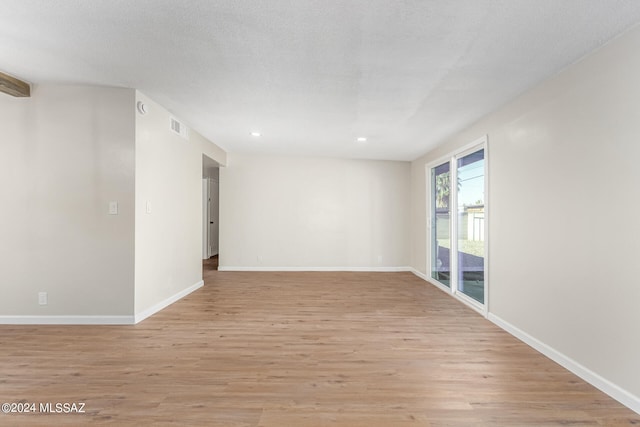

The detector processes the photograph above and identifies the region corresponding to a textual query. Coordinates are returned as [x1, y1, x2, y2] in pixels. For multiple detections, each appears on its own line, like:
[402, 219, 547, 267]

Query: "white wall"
[0, 85, 136, 318]
[220, 154, 410, 270]
[134, 92, 226, 318]
[411, 26, 640, 405]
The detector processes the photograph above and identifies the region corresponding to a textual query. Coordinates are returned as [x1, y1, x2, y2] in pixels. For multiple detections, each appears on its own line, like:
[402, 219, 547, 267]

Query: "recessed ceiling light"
[357, 137, 367, 142]
[250, 132, 261, 137]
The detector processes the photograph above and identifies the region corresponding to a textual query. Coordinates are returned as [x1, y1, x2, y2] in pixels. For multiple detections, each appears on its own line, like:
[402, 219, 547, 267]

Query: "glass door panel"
[431, 162, 451, 287]
[456, 149, 485, 303]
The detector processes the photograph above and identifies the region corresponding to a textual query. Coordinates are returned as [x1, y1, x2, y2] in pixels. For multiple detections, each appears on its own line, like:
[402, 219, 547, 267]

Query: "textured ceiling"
[2, 1, 640, 161]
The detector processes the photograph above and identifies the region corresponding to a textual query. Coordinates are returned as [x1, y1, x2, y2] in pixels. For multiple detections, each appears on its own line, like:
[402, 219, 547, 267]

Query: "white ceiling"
[2, 1, 640, 161]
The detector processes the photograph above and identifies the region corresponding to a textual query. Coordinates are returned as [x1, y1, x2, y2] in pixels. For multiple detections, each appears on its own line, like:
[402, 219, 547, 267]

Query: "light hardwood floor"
[0, 264, 638, 426]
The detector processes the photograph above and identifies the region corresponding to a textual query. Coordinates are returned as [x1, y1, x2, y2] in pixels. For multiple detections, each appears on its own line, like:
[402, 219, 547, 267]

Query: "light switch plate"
[109, 201, 118, 215]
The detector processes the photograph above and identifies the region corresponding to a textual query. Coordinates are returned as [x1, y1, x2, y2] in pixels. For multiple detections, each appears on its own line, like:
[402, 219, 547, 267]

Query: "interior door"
[209, 178, 219, 256]
[202, 178, 209, 259]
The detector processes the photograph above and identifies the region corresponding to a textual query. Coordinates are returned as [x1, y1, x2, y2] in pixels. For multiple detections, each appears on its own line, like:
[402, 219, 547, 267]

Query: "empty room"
[1, 1, 640, 426]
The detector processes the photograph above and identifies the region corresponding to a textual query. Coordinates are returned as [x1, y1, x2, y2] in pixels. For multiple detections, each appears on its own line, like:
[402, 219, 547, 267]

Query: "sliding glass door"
[429, 139, 487, 309]
[456, 149, 485, 304]
[431, 162, 451, 286]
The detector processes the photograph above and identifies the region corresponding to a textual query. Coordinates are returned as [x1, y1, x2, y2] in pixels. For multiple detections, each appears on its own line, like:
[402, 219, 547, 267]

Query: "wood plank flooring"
[1, 264, 638, 426]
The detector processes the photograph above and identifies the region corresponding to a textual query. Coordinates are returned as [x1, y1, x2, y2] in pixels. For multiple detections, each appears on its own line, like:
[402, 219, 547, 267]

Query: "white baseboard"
[410, 267, 485, 316]
[409, 267, 429, 281]
[0, 315, 135, 325]
[409, 267, 640, 415]
[489, 313, 640, 415]
[0, 281, 205, 326]
[134, 280, 204, 324]
[218, 266, 412, 272]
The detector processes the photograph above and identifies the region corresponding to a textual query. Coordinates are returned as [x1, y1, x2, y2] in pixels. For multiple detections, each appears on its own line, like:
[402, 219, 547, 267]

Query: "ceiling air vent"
[170, 117, 189, 139]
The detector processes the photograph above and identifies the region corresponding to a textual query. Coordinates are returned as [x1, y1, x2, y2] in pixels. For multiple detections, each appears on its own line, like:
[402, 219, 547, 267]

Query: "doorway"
[203, 155, 220, 273]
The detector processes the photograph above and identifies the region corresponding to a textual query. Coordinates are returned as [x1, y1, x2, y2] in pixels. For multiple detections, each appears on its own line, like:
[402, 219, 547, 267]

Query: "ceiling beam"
[0, 71, 30, 97]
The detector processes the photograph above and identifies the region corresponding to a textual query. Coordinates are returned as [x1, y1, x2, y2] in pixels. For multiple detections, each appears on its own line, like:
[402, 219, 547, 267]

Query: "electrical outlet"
[257, 255, 263, 264]
[377, 255, 383, 263]
[108, 201, 119, 215]
[38, 292, 47, 305]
